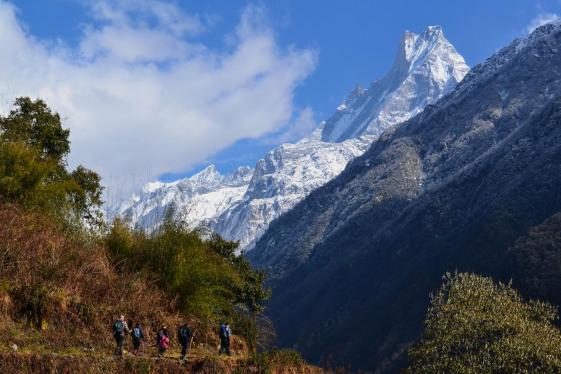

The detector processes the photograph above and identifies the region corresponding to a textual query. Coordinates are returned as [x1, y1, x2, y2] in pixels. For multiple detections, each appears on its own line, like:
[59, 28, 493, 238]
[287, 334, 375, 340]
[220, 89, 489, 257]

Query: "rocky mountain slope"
[249, 21, 561, 372]
[114, 26, 468, 251]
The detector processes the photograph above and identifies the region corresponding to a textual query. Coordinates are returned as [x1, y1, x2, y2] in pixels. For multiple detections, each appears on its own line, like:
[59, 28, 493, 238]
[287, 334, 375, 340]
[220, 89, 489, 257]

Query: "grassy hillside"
[0, 203, 179, 348]
[0, 190, 323, 373]
[0, 97, 324, 373]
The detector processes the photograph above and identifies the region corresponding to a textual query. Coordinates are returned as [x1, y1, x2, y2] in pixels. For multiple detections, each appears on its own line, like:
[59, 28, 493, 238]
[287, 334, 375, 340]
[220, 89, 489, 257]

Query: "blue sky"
[6, 0, 561, 187]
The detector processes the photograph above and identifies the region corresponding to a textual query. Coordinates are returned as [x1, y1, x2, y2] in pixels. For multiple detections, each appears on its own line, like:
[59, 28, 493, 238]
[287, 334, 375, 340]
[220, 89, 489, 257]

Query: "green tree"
[208, 234, 271, 313]
[1, 97, 70, 163]
[69, 165, 104, 225]
[0, 97, 103, 227]
[407, 272, 561, 373]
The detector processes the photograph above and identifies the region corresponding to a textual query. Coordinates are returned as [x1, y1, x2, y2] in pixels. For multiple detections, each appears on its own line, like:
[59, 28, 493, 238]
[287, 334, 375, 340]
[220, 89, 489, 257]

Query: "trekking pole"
[188, 331, 196, 360]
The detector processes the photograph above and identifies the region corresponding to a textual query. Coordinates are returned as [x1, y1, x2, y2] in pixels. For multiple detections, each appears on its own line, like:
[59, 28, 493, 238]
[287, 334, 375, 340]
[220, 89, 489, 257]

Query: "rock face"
[114, 26, 468, 252]
[249, 22, 561, 372]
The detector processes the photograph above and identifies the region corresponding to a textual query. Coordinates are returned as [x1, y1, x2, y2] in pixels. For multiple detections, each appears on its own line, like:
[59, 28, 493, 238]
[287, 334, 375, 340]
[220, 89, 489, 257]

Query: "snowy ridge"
[213, 136, 372, 249]
[113, 25, 469, 252]
[116, 165, 254, 232]
[248, 19, 561, 370]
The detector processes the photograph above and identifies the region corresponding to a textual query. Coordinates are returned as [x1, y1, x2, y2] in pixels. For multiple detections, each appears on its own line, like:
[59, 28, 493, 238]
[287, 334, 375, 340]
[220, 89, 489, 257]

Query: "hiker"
[156, 326, 170, 358]
[112, 315, 130, 358]
[218, 322, 232, 356]
[177, 323, 193, 362]
[131, 323, 144, 356]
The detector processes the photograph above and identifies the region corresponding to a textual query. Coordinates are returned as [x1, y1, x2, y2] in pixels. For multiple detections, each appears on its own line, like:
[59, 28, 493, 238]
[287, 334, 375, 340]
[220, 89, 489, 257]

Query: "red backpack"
[159, 334, 170, 349]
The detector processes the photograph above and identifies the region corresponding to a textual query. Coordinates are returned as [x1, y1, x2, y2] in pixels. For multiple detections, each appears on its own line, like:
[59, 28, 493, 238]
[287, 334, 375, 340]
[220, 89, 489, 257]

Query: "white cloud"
[261, 107, 317, 145]
[0, 1, 317, 203]
[88, 0, 204, 36]
[526, 12, 560, 34]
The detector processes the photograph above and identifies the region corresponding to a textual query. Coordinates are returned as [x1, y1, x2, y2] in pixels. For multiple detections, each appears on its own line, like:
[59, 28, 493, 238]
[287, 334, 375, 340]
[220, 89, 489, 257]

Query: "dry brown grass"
[0, 351, 327, 374]
[0, 203, 183, 352]
[0, 352, 230, 373]
[0, 203, 327, 373]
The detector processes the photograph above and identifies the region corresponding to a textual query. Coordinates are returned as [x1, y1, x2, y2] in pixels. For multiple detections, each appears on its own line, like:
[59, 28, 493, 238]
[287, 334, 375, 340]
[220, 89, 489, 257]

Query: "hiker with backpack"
[131, 323, 144, 356]
[177, 323, 193, 362]
[156, 325, 170, 358]
[218, 322, 232, 356]
[112, 315, 130, 357]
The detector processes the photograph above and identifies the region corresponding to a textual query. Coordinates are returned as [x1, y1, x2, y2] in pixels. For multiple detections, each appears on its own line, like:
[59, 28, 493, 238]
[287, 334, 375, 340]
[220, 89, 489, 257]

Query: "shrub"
[254, 349, 305, 373]
[105, 216, 271, 330]
[407, 272, 561, 373]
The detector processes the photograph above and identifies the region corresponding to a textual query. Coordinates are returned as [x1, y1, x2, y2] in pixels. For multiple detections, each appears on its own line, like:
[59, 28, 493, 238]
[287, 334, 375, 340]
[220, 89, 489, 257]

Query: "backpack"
[159, 335, 170, 349]
[179, 326, 190, 342]
[113, 320, 124, 336]
[219, 325, 230, 339]
[132, 327, 142, 340]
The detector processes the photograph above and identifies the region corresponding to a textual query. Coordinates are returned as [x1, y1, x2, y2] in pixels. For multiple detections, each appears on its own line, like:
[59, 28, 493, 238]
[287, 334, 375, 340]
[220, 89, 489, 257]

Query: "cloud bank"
[0, 0, 317, 202]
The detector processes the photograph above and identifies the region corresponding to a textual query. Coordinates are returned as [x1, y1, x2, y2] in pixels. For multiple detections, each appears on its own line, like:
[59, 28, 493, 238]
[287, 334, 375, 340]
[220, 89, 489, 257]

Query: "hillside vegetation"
[508, 211, 561, 308]
[407, 273, 561, 373]
[0, 97, 322, 373]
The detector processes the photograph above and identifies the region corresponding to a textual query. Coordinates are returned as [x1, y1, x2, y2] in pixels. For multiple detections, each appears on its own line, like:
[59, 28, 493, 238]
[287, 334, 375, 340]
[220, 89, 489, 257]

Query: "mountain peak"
[399, 30, 418, 60]
[223, 165, 254, 187]
[189, 164, 222, 185]
[348, 84, 365, 101]
[200, 164, 217, 172]
[320, 25, 469, 143]
[396, 25, 460, 72]
[114, 26, 470, 252]
[424, 24, 443, 35]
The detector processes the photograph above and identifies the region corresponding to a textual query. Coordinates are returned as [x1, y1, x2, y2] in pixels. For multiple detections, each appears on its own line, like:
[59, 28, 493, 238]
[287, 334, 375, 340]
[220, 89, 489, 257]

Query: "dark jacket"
[177, 325, 192, 345]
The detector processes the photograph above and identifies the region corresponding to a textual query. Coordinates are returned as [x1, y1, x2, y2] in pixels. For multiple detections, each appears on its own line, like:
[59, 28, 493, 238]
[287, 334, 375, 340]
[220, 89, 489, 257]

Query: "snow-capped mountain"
[116, 165, 254, 232]
[114, 25, 469, 251]
[319, 25, 468, 142]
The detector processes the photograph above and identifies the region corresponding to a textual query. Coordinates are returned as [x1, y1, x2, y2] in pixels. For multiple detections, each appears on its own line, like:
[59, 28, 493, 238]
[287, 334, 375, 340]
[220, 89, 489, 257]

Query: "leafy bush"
[106, 216, 271, 327]
[407, 272, 561, 373]
[254, 349, 305, 373]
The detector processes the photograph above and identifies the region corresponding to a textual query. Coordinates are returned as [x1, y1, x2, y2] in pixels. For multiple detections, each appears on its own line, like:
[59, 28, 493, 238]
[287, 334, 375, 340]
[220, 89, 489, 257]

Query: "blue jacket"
[220, 324, 231, 339]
